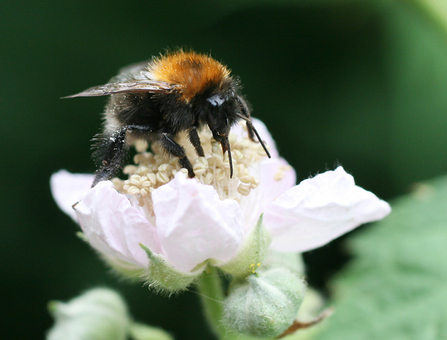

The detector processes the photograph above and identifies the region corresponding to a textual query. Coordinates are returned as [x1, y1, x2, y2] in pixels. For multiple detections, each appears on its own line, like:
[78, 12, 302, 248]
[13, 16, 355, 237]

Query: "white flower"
[51, 120, 390, 283]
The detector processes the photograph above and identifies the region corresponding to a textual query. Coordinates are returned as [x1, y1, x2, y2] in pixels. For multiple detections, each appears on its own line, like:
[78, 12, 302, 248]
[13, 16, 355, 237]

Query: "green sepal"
[140, 244, 205, 294]
[129, 322, 174, 340]
[219, 214, 272, 279]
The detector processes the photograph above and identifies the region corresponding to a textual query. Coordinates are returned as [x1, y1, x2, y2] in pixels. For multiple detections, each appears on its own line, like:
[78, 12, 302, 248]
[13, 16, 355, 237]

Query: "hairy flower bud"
[46, 288, 129, 340]
[223, 267, 306, 338]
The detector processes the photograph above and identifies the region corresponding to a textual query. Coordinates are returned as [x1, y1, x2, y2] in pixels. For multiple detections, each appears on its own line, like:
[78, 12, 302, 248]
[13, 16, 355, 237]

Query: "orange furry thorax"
[148, 51, 231, 102]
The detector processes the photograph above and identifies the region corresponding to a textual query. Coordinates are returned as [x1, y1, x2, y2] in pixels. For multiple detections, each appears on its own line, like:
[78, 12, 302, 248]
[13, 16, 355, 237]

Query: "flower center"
[112, 122, 268, 210]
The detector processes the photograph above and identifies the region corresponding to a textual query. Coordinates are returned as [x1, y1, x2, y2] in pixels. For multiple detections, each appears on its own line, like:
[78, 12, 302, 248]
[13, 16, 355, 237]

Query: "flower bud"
[223, 267, 306, 338]
[263, 250, 305, 274]
[46, 288, 129, 340]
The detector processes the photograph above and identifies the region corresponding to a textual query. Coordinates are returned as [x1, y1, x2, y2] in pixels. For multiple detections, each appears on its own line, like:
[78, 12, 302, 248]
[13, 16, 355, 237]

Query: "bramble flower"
[51, 119, 390, 292]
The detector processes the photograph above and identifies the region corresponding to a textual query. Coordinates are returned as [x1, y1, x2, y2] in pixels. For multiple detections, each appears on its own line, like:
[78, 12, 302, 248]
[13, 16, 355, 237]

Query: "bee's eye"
[207, 94, 225, 106]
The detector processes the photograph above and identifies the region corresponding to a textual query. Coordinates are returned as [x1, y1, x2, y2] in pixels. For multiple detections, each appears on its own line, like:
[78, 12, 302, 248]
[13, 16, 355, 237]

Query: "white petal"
[50, 170, 94, 221]
[264, 167, 391, 252]
[239, 157, 296, 231]
[257, 158, 296, 207]
[75, 181, 161, 268]
[152, 173, 245, 272]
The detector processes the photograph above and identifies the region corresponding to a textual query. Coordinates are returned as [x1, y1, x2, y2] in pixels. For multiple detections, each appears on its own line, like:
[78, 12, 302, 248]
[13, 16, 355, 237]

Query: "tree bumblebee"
[66, 50, 271, 187]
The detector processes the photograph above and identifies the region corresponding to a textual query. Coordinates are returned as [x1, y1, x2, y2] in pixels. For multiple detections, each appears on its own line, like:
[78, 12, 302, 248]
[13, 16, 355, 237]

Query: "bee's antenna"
[235, 113, 271, 159]
[226, 134, 233, 178]
[248, 121, 271, 158]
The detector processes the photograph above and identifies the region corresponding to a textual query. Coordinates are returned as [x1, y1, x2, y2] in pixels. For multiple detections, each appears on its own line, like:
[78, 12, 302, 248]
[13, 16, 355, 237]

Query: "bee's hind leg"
[91, 124, 155, 187]
[91, 127, 129, 187]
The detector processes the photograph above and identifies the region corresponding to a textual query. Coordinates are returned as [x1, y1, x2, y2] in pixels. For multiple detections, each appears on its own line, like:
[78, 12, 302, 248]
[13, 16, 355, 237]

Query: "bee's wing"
[63, 80, 171, 98]
[109, 60, 152, 83]
[64, 59, 172, 98]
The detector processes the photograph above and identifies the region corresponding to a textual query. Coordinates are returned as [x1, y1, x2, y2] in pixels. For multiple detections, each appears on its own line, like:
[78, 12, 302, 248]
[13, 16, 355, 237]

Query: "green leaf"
[314, 175, 447, 340]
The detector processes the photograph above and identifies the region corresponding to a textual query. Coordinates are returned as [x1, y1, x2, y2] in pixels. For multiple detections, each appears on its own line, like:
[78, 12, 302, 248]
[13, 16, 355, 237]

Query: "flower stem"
[197, 266, 228, 339]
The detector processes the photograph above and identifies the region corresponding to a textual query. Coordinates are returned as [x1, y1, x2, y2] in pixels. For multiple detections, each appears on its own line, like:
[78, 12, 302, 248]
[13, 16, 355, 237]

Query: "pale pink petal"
[258, 158, 296, 207]
[50, 170, 94, 221]
[239, 157, 296, 231]
[75, 181, 161, 267]
[264, 167, 391, 252]
[152, 173, 245, 272]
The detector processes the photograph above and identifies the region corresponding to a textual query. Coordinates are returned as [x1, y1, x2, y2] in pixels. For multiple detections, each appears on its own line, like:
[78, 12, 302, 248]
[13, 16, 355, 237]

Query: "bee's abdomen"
[111, 92, 164, 130]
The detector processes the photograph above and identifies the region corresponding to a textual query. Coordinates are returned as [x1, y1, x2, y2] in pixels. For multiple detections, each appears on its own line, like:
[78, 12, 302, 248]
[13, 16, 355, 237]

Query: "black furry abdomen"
[110, 92, 164, 130]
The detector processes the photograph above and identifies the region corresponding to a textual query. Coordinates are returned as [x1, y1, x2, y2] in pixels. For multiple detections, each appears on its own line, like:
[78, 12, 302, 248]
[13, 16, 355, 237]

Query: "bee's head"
[199, 88, 241, 177]
[205, 89, 240, 137]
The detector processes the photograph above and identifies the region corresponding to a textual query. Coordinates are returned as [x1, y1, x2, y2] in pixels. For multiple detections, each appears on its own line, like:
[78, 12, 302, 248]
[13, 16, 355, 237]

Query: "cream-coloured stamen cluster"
[112, 122, 268, 210]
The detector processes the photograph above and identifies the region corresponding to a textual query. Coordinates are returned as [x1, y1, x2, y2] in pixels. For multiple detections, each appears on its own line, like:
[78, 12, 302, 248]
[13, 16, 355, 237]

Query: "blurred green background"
[3, 0, 447, 339]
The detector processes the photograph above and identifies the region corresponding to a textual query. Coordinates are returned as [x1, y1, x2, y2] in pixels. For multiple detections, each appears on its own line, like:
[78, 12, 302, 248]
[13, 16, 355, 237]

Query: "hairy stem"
[197, 266, 228, 338]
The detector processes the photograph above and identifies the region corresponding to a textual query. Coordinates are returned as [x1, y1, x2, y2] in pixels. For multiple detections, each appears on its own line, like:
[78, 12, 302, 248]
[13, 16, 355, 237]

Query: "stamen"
[112, 125, 269, 214]
[274, 165, 293, 181]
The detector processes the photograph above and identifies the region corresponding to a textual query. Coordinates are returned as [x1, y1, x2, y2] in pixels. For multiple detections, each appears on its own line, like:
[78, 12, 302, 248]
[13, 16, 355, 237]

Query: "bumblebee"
[66, 50, 271, 187]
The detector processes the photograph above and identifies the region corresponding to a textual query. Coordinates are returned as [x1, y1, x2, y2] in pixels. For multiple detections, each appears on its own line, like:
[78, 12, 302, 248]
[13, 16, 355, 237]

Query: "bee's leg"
[210, 129, 233, 178]
[188, 127, 205, 157]
[92, 124, 155, 187]
[160, 132, 195, 178]
[92, 127, 129, 187]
